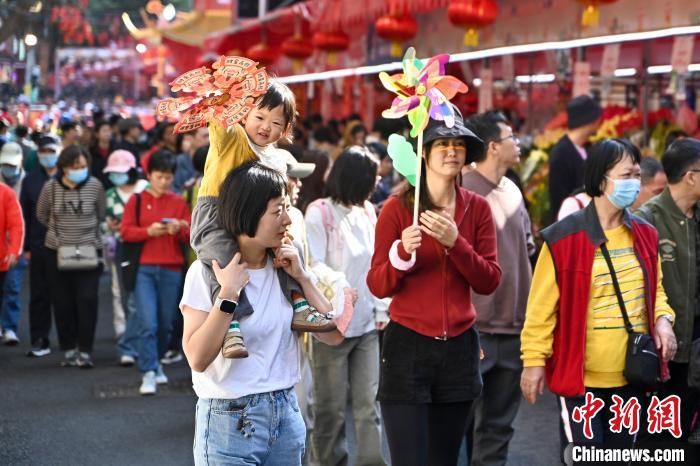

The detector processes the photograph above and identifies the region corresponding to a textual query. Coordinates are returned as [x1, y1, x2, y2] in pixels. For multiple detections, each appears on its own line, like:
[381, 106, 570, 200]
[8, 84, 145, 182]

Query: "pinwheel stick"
[411, 131, 424, 261]
[412, 130, 424, 227]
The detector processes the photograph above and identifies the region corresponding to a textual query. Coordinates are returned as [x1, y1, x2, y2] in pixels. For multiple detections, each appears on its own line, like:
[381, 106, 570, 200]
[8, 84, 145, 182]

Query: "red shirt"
[367, 189, 501, 338]
[121, 190, 191, 268]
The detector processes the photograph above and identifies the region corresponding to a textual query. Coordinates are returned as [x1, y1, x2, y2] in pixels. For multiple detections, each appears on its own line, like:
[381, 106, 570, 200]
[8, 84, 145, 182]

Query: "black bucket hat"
[422, 105, 484, 161]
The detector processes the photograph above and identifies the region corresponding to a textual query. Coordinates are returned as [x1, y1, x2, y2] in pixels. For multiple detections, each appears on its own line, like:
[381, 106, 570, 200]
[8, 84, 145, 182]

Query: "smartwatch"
[215, 296, 238, 314]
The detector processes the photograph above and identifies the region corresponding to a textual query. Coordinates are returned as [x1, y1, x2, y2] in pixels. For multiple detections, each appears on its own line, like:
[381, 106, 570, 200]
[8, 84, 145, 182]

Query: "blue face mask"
[67, 167, 89, 185]
[38, 154, 58, 169]
[606, 177, 641, 210]
[1, 166, 20, 185]
[108, 172, 129, 187]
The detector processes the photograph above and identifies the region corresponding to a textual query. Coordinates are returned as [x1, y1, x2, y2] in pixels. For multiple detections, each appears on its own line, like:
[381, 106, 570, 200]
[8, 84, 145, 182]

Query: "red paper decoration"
[312, 30, 350, 65]
[447, 0, 498, 47]
[281, 36, 315, 71]
[51, 3, 95, 46]
[246, 43, 281, 67]
[375, 14, 419, 57]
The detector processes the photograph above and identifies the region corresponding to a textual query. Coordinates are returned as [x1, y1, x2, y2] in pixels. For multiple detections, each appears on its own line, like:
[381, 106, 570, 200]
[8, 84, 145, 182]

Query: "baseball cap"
[37, 135, 61, 153]
[103, 149, 137, 173]
[0, 142, 23, 166]
[282, 149, 315, 179]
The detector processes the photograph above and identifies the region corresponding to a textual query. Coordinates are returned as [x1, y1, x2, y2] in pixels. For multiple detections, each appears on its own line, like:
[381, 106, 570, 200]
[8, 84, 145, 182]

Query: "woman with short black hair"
[305, 146, 388, 465]
[521, 138, 677, 447]
[37, 145, 106, 368]
[180, 161, 341, 465]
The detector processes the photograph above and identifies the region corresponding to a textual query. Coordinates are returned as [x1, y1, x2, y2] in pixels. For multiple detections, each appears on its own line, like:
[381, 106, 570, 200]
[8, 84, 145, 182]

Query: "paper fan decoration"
[379, 47, 468, 138]
[156, 56, 269, 133]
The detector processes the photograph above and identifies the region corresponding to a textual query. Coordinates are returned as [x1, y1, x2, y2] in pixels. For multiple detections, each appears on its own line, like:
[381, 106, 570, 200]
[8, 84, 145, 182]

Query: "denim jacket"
[636, 187, 698, 363]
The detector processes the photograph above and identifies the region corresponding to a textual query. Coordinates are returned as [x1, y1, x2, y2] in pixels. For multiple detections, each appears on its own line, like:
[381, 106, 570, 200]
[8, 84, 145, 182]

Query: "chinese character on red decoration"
[609, 395, 641, 435]
[572, 392, 605, 440]
[647, 395, 682, 438]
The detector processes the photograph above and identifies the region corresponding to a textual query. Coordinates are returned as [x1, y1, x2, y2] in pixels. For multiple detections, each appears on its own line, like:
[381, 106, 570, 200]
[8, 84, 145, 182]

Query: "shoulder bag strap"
[135, 193, 141, 227]
[599, 242, 634, 334]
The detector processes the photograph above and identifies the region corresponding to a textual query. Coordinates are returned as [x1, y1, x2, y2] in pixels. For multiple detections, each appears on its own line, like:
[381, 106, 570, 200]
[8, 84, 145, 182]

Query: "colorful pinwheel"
[379, 47, 468, 138]
[379, 47, 469, 230]
[156, 56, 269, 133]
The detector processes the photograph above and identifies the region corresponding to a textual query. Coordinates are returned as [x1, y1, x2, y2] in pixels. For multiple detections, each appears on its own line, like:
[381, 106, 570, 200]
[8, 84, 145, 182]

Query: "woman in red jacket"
[0, 181, 23, 309]
[367, 112, 501, 466]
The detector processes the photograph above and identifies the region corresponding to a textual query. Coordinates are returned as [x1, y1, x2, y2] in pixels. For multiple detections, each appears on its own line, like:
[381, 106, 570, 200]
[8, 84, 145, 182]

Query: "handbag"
[52, 182, 100, 271]
[121, 193, 144, 292]
[600, 243, 660, 389]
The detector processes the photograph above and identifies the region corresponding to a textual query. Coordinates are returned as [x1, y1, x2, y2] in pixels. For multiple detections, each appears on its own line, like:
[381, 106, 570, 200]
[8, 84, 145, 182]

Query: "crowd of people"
[0, 80, 699, 466]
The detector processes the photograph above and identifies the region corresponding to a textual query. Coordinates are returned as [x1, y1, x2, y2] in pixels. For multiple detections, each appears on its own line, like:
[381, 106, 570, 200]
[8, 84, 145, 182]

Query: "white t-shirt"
[180, 260, 299, 399]
[305, 199, 388, 337]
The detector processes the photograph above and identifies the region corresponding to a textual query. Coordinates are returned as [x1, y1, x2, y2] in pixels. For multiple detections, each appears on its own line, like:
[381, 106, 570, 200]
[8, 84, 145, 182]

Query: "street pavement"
[1, 272, 560, 466]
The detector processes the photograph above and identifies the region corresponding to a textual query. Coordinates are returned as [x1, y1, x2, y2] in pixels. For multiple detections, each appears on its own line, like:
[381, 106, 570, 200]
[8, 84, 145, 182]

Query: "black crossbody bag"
[121, 194, 143, 292]
[600, 243, 660, 389]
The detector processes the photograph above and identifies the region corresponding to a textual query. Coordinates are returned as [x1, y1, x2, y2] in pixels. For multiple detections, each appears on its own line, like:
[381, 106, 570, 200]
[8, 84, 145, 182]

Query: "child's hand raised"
[213, 253, 249, 300]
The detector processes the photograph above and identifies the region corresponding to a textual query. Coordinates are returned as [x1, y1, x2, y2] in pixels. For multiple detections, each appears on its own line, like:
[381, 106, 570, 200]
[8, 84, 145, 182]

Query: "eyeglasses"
[687, 169, 700, 174]
[496, 134, 519, 143]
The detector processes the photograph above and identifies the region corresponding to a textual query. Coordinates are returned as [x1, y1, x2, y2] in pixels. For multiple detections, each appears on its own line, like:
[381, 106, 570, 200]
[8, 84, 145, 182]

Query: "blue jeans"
[133, 265, 182, 373]
[0, 256, 28, 332]
[194, 388, 306, 466]
[116, 291, 138, 358]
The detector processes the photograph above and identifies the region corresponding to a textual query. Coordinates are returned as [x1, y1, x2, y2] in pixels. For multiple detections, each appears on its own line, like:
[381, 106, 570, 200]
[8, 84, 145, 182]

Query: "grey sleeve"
[36, 181, 52, 227]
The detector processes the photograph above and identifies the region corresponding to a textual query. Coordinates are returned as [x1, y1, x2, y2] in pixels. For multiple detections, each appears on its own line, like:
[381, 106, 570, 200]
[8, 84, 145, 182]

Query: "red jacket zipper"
[441, 249, 448, 339]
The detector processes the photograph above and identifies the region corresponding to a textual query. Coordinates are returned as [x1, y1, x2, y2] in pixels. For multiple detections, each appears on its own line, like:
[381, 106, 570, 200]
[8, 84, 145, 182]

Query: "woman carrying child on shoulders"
[181, 161, 343, 465]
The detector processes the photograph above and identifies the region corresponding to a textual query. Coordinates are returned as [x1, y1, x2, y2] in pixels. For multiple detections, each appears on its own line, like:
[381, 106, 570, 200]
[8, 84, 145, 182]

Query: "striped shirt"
[36, 177, 106, 251]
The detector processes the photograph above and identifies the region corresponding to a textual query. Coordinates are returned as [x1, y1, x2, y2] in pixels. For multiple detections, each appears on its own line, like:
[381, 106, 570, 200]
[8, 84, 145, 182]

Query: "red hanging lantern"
[246, 43, 281, 67]
[447, 0, 498, 47]
[577, 0, 618, 27]
[281, 36, 315, 72]
[375, 14, 418, 57]
[312, 30, 350, 65]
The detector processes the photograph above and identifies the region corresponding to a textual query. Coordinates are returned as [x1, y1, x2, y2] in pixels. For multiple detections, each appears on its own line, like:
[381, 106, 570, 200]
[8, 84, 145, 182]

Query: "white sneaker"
[155, 366, 168, 385]
[2, 329, 19, 346]
[139, 371, 157, 395]
[114, 323, 126, 339]
[119, 355, 136, 367]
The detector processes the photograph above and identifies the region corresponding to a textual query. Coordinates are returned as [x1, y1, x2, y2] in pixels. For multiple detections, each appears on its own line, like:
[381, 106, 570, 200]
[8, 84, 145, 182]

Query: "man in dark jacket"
[547, 95, 602, 224]
[636, 138, 700, 441]
[19, 135, 59, 357]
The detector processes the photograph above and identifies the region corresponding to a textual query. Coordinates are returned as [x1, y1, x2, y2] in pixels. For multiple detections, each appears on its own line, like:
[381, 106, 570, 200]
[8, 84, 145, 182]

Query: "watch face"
[220, 299, 237, 314]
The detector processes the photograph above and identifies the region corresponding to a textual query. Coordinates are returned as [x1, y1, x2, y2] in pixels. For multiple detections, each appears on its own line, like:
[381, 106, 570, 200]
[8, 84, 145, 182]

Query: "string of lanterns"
[235, 0, 617, 69]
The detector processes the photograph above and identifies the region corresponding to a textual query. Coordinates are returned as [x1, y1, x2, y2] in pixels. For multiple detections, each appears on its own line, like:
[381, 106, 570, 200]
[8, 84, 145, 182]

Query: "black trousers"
[382, 401, 473, 466]
[45, 249, 103, 353]
[27, 246, 53, 346]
